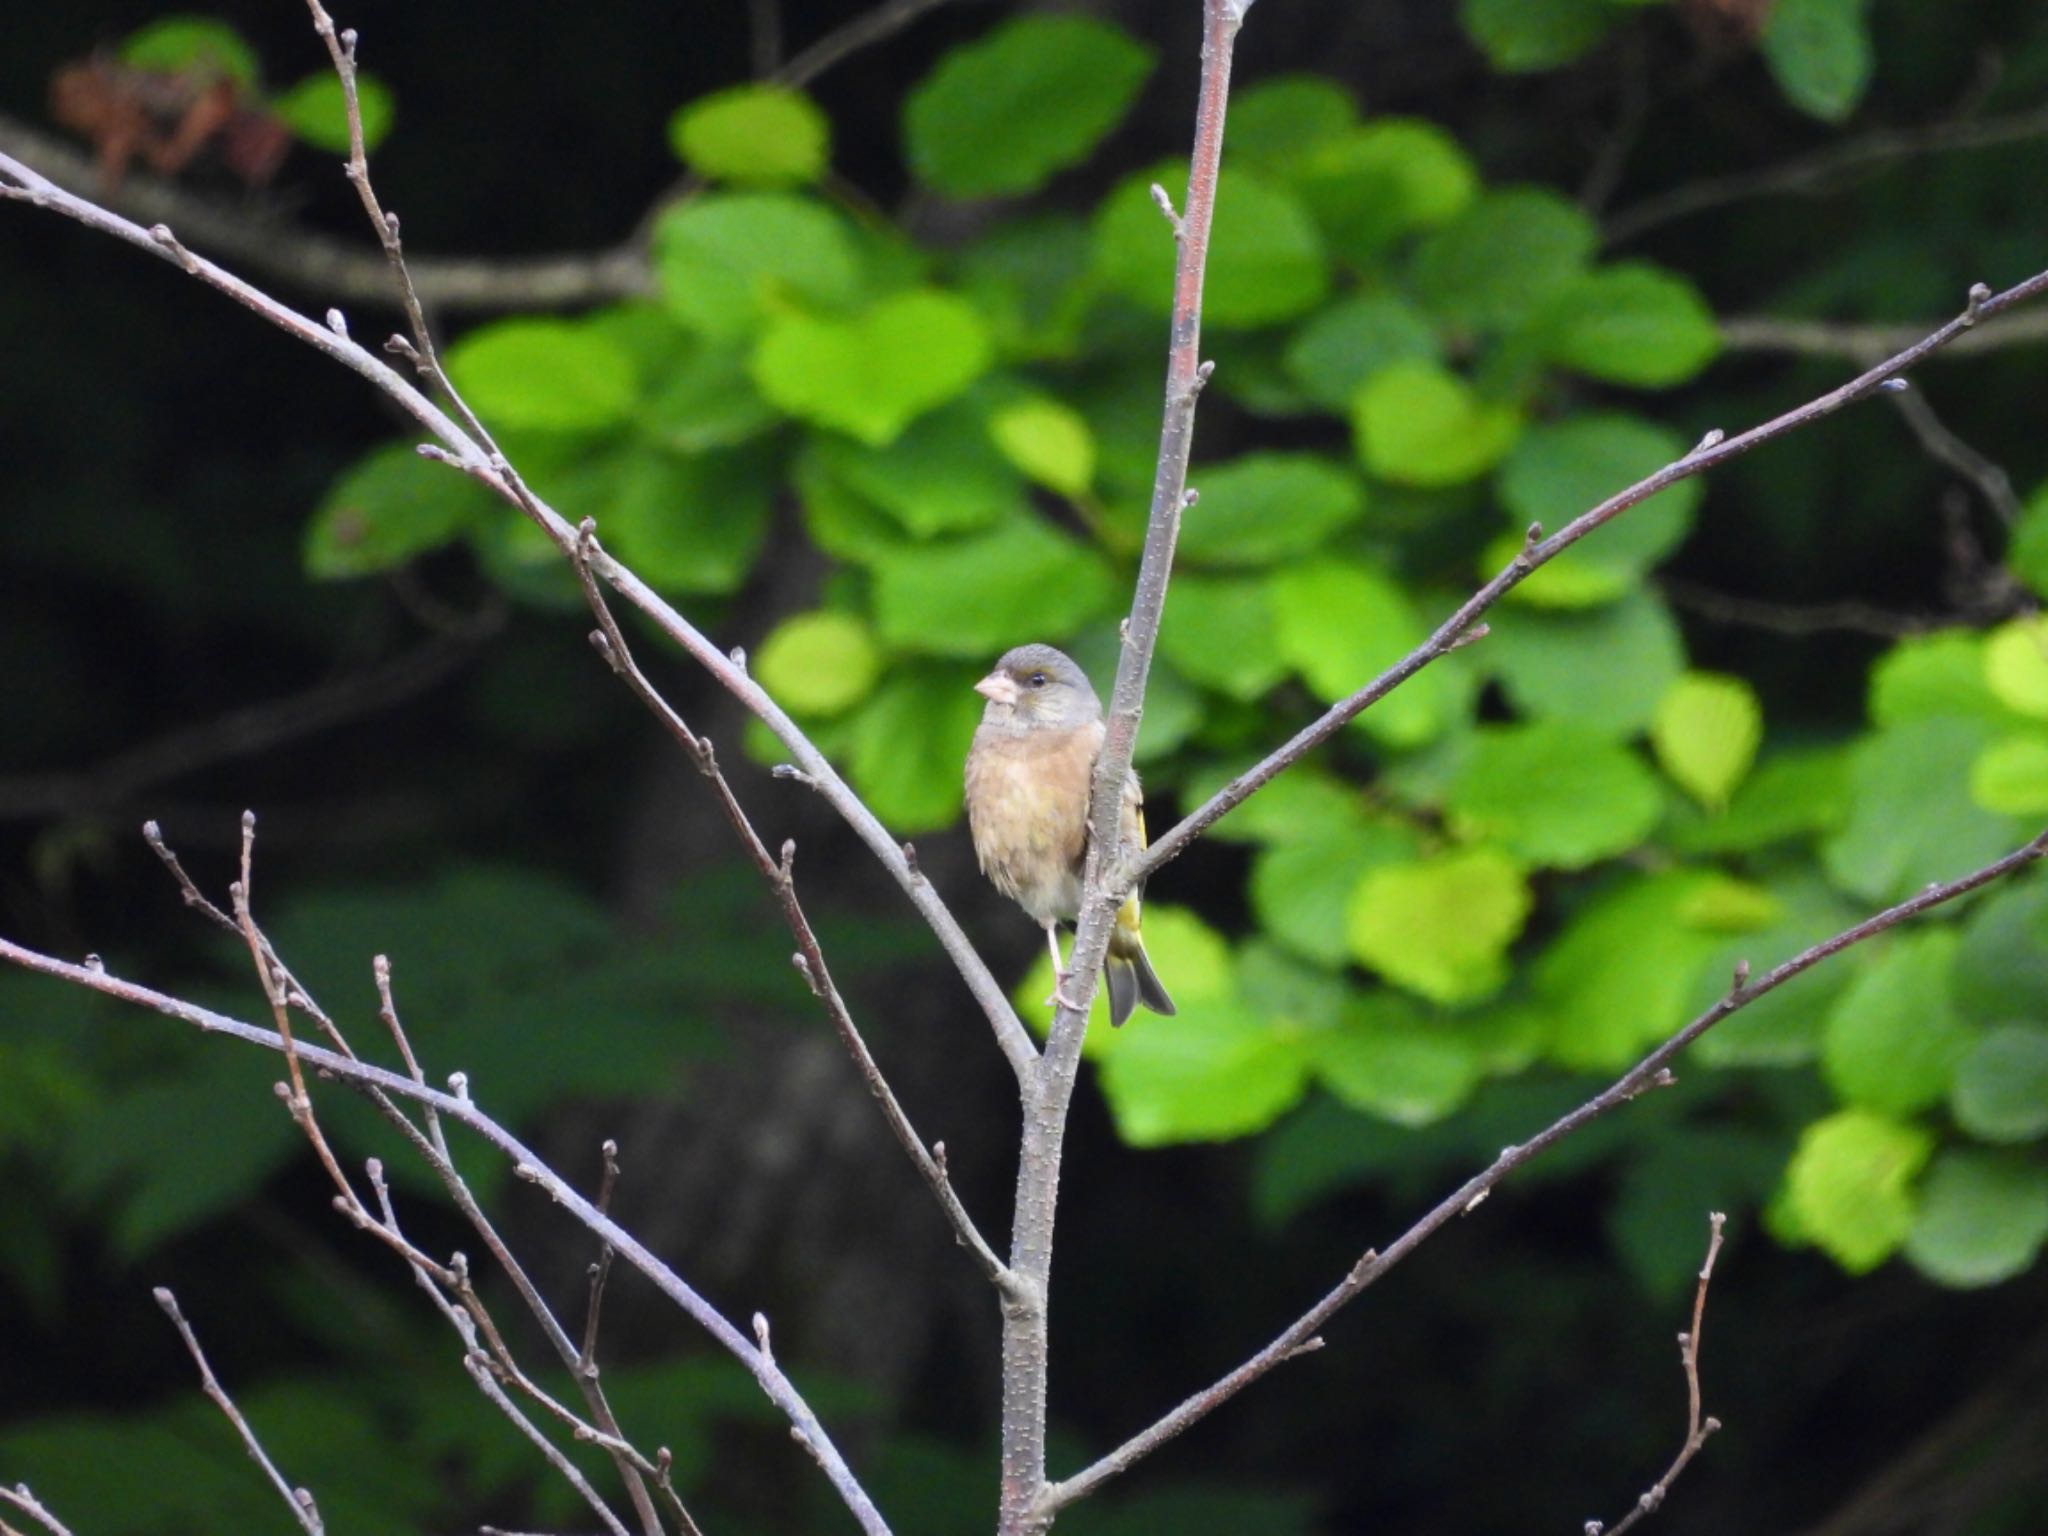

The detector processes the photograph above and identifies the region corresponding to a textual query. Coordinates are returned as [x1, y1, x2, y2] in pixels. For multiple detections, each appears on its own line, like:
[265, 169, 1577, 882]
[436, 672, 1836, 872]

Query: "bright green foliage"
[1268, 559, 1448, 746]
[669, 84, 830, 185]
[1180, 453, 1366, 566]
[1870, 628, 2017, 728]
[1494, 415, 1698, 604]
[1353, 360, 1521, 486]
[654, 194, 863, 338]
[848, 669, 986, 831]
[1654, 672, 1763, 809]
[872, 516, 1114, 655]
[272, 72, 396, 153]
[305, 442, 491, 577]
[1983, 615, 2048, 717]
[1308, 992, 1484, 1126]
[1099, 993, 1311, 1144]
[1821, 932, 1974, 1117]
[1782, 1109, 1934, 1273]
[1825, 719, 2027, 901]
[1159, 575, 1288, 700]
[1283, 293, 1441, 410]
[1905, 1150, 2048, 1287]
[988, 396, 1096, 496]
[1537, 264, 1721, 387]
[446, 317, 638, 431]
[1489, 592, 1686, 737]
[1970, 734, 2048, 814]
[904, 15, 1154, 197]
[1096, 166, 1330, 327]
[1347, 848, 1532, 1006]
[1445, 722, 1663, 870]
[756, 611, 883, 717]
[597, 444, 775, 595]
[1951, 1027, 2048, 1144]
[1290, 119, 1478, 257]
[1460, 0, 1615, 73]
[816, 402, 1026, 536]
[1410, 187, 1597, 331]
[2006, 481, 2048, 592]
[1953, 883, 2048, 1028]
[121, 16, 260, 85]
[1251, 818, 1419, 967]
[1764, 0, 1876, 122]
[1229, 75, 1360, 173]
[752, 289, 993, 445]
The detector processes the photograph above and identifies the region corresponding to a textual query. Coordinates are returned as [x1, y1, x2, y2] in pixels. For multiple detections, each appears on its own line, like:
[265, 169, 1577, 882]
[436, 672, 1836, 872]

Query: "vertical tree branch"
[997, 4, 1248, 1532]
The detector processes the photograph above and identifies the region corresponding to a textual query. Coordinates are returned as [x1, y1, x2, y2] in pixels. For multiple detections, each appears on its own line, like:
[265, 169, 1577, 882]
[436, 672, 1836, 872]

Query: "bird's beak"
[975, 672, 1019, 706]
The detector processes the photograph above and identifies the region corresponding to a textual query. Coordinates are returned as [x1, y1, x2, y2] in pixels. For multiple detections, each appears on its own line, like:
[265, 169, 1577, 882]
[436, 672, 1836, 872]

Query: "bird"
[963, 643, 1175, 1027]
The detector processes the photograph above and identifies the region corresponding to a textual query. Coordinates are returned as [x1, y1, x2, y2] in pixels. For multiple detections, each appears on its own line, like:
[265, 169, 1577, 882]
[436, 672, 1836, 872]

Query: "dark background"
[3, 2, 2047, 1532]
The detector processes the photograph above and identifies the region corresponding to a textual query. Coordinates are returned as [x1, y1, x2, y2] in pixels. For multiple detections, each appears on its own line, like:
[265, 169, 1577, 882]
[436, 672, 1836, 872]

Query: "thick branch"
[1137, 266, 2048, 880]
[1037, 825, 2048, 1516]
[0, 935, 890, 1536]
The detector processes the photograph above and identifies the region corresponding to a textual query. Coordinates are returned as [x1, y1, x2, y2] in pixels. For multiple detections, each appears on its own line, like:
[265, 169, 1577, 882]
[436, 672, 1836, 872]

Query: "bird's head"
[974, 644, 1101, 732]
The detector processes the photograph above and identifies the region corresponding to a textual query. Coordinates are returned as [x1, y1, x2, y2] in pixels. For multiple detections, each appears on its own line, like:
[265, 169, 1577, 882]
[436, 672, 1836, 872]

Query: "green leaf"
[847, 669, 986, 832]
[446, 318, 638, 431]
[1667, 746, 1850, 855]
[871, 515, 1115, 656]
[1098, 996, 1311, 1145]
[1688, 872, 1863, 1067]
[1410, 187, 1597, 329]
[1763, 0, 1875, 123]
[668, 84, 829, 185]
[1610, 1131, 1786, 1299]
[1353, 360, 1521, 487]
[1347, 848, 1532, 1006]
[1823, 719, 2025, 901]
[271, 72, 396, 153]
[1268, 558, 1450, 746]
[753, 289, 993, 446]
[756, 612, 882, 717]
[1871, 629, 2017, 728]
[1179, 453, 1367, 567]
[1951, 1026, 2048, 1144]
[1252, 819, 1420, 967]
[1496, 414, 1699, 594]
[1159, 575, 1289, 701]
[1095, 166, 1330, 328]
[1537, 263, 1721, 388]
[121, 17, 259, 86]
[905, 15, 1153, 197]
[1653, 672, 1763, 809]
[988, 397, 1095, 497]
[304, 443, 490, 577]
[1488, 590, 1686, 737]
[1446, 722, 1663, 869]
[1821, 932, 1973, 1116]
[1782, 1109, 1933, 1273]
[592, 445, 773, 596]
[1983, 615, 2048, 718]
[1283, 292, 1442, 412]
[644, 340, 780, 451]
[1229, 76, 1359, 174]
[1532, 870, 1731, 1070]
[1018, 906, 1234, 1046]
[814, 400, 1025, 537]
[1309, 992, 1483, 1126]
[1954, 882, 2048, 1028]
[1905, 1150, 2048, 1288]
[654, 193, 862, 339]
[1461, 0, 1616, 72]
[1291, 120, 1479, 259]
[2005, 480, 2048, 596]
[1178, 760, 1364, 846]
[1970, 733, 2048, 815]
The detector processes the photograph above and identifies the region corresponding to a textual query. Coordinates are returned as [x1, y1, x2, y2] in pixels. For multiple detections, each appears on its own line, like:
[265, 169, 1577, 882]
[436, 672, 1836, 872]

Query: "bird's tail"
[1106, 914, 1176, 1028]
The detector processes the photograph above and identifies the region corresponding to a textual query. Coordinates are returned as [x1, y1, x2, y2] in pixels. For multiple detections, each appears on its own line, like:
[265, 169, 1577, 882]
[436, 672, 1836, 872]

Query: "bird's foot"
[1044, 974, 1088, 1012]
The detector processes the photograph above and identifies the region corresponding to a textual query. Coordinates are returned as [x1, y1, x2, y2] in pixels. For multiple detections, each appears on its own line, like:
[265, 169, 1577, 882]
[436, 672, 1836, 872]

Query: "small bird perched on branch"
[963, 644, 1175, 1027]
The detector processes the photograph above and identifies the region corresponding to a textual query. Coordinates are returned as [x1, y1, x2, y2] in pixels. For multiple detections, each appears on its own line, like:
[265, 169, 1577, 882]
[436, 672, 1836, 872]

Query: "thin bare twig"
[1719, 308, 2048, 362]
[1037, 828, 2048, 1516]
[1592, 1212, 1728, 1536]
[0, 932, 888, 1536]
[0, 1486, 75, 1536]
[1659, 578, 1937, 639]
[154, 1288, 325, 1536]
[1135, 268, 2048, 882]
[568, 524, 1008, 1287]
[1605, 99, 2048, 244]
[777, 0, 957, 88]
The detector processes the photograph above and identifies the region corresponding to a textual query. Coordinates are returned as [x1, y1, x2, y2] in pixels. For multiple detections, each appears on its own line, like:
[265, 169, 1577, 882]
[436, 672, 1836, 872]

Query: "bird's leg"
[1042, 920, 1086, 1012]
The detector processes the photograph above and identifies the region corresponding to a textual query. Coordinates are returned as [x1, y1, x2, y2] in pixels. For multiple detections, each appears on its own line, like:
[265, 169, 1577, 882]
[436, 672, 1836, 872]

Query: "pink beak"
[975, 672, 1019, 706]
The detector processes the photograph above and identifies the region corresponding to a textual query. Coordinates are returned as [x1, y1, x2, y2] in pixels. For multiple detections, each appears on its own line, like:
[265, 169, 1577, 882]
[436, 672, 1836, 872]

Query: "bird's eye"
[1027, 672, 1048, 688]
